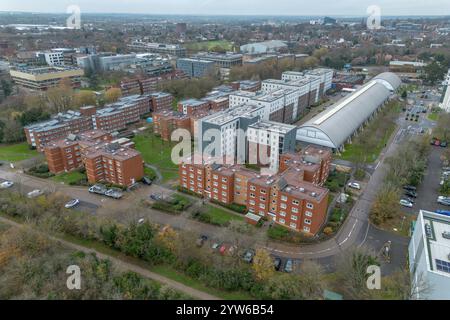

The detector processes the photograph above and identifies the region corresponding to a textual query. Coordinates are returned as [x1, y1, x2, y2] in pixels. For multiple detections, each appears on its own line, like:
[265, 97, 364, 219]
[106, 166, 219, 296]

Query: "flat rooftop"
[202, 104, 263, 126]
[249, 120, 297, 134]
[420, 210, 450, 277]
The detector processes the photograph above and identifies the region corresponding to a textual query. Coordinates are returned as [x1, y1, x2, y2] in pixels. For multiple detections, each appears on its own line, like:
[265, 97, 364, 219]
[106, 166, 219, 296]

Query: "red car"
[219, 244, 228, 255]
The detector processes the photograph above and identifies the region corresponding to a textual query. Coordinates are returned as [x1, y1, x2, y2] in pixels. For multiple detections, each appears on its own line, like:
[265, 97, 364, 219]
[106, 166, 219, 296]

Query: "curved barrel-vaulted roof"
[296, 72, 401, 149]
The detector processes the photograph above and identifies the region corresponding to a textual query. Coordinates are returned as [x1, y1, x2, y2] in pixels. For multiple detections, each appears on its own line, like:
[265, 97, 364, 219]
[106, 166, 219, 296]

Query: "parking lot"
[401, 147, 449, 215]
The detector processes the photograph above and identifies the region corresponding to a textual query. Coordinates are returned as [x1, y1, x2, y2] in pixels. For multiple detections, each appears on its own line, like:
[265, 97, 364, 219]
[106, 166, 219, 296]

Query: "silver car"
[27, 189, 43, 198]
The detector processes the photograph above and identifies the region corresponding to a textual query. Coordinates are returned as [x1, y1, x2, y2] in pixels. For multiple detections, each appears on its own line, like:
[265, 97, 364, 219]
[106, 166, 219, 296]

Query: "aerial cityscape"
[1, 0, 450, 307]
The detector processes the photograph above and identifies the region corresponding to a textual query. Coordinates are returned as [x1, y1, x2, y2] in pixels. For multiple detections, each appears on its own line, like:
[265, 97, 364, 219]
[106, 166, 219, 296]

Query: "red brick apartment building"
[153, 109, 191, 141]
[179, 146, 331, 235]
[44, 130, 143, 186]
[25, 94, 172, 151]
[178, 99, 211, 116]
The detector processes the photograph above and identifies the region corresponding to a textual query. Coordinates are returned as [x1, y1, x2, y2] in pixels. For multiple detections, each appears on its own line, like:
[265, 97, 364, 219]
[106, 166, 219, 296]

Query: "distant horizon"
[2, 0, 450, 17]
[1, 10, 449, 19]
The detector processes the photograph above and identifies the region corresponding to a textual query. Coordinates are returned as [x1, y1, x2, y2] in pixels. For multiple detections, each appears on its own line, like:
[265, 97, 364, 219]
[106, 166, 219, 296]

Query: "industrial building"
[296, 72, 401, 151]
[128, 41, 187, 57]
[408, 210, 450, 300]
[191, 52, 243, 69]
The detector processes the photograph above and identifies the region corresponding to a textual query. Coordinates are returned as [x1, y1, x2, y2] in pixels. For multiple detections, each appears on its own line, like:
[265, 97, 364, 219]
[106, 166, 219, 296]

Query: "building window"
[260, 196, 266, 201]
[292, 200, 299, 205]
[279, 211, 286, 217]
[259, 203, 265, 209]
[222, 178, 227, 182]
[291, 215, 298, 221]
[303, 226, 310, 233]
[292, 207, 299, 214]
[280, 203, 287, 209]
[306, 203, 314, 209]
[249, 200, 255, 205]
[304, 219, 312, 225]
[290, 223, 297, 229]
[250, 193, 255, 198]
[281, 195, 287, 201]
[260, 189, 266, 194]
[305, 211, 313, 217]
[279, 219, 285, 224]
[250, 185, 256, 191]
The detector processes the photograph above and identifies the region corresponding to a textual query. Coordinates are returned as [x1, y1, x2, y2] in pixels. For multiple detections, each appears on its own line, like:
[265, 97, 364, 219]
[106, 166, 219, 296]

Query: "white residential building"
[247, 120, 297, 173]
[408, 210, 450, 300]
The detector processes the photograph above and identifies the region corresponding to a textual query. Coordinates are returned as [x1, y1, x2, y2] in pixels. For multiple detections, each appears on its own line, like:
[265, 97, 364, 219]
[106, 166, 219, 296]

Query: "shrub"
[323, 227, 334, 235]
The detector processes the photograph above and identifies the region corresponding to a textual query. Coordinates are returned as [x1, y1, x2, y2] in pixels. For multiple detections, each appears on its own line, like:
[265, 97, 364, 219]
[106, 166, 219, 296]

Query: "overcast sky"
[1, 0, 449, 16]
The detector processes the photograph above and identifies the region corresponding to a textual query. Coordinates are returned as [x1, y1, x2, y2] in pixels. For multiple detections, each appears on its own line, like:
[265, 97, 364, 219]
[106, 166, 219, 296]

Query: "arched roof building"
[296, 72, 401, 150]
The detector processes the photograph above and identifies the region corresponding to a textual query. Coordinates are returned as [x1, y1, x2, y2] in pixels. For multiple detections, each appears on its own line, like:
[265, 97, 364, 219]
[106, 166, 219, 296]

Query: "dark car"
[196, 235, 208, 247]
[441, 141, 448, 148]
[274, 258, 282, 271]
[142, 176, 153, 185]
[150, 193, 162, 201]
[403, 185, 417, 192]
[284, 259, 294, 273]
[404, 190, 417, 198]
[242, 249, 255, 263]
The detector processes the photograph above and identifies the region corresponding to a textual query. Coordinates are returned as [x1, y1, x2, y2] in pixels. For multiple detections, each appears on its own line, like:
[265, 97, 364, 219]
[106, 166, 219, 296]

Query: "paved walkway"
[0, 215, 220, 300]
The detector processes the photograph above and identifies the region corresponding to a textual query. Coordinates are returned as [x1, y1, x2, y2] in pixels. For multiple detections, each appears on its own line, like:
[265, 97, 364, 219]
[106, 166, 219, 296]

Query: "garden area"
[132, 130, 180, 183]
[0, 142, 38, 162]
[191, 205, 244, 227]
[151, 194, 192, 215]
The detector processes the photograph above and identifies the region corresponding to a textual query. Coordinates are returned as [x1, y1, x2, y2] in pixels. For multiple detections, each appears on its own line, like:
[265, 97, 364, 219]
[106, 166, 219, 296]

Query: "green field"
[0, 142, 38, 162]
[132, 131, 179, 182]
[427, 112, 440, 121]
[51, 171, 87, 185]
[205, 205, 245, 225]
[186, 40, 234, 52]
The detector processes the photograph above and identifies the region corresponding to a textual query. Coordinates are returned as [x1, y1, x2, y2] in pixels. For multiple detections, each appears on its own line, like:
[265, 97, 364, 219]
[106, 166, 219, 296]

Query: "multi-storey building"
[44, 130, 143, 187]
[178, 99, 211, 116]
[247, 120, 297, 173]
[149, 92, 173, 111]
[40, 51, 65, 66]
[179, 145, 330, 235]
[191, 52, 243, 69]
[25, 110, 94, 152]
[25, 94, 159, 151]
[197, 104, 266, 162]
[93, 95, 151, 132]
[409, 210, 450, 300]
[153, 109, 191, 141]
[10, 66, 84, 91]
[176, 58, 215, 78]
[128, 41, 187, 57]
[229, 88, 299, 123]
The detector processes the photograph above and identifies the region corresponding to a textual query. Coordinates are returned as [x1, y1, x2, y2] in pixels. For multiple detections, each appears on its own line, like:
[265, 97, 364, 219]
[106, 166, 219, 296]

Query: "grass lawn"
[186, 40, 234, 51]
[0, 142, 38, 162]
[132, 131, 179, 182]
[51, 171, 87, 185]
[205, 205, 245, 225]
[427, 112, 440, 121]
[338, 122, 396, 163]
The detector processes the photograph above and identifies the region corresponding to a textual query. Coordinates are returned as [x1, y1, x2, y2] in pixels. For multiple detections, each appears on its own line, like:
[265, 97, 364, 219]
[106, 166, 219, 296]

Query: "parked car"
[400, 199, 413, 208]
[211, 242, 221, 251]
[219, 244, 228, 255]
[27, 189, 43, 198]
[64, 199, 80, 209]
[242, 249, 255, 263]
[436, 210, 450, 217]
[441, 167, 450, 172]
[442, 231, 450, 240]
[403, 185, 417, 192]
[404, 190, 417, 198]
[441, 141, 448, 148]
[284, 259, 294, 273]
[196, 235, 208, 247]
[150, 193, 162, 201]
[274, 257, 282, 271]
[105, 188, 123, 199]
[138, 218, 145, 224]
[142, 176, 153, 185]
[437, 196, 450, 206]
[348, 182, 361, 190]
[88, 184, 107, 195]
[403, 197, 415, 204]
[0, 181, 14, 189]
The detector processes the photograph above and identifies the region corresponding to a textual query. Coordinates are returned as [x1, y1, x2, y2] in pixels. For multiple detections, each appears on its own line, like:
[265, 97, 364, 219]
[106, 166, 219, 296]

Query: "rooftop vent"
[311, 192, 317, 197]
[299, 188, 305, 192]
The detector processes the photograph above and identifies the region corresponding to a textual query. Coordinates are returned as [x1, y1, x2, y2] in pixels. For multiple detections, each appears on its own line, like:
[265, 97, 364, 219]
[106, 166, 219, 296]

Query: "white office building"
[408, 210, 450, 300]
